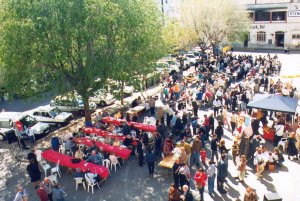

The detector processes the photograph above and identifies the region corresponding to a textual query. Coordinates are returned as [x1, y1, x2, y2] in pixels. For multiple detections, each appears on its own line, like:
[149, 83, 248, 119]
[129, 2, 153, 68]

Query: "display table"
[42, 150, 109, 179]
[158, 154, 177, 169]
[73, 138, 131, 159]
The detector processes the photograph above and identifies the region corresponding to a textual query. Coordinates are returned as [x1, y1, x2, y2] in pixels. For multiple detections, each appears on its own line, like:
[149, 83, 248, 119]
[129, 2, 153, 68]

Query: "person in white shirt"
[274, 121, 284, 146]
[13, 185, 28, 201]
[213, 98, 222, 117]
[207, 160, 216, 195]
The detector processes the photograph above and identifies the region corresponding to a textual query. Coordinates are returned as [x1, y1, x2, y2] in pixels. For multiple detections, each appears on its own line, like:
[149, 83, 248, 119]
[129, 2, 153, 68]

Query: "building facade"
[240, 0, 300, 48]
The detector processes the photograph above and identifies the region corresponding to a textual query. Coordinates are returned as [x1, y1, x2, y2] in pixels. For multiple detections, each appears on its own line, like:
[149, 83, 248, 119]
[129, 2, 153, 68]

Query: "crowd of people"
[14, 51, 299, 201]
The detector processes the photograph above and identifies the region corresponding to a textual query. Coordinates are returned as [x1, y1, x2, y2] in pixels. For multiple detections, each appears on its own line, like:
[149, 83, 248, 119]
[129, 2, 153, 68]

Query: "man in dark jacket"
[181, 185, 194, 201]
[211, 134, 218, 162]
[192, 99, 199, 117]
[217, 154, 228, 194]
[145, 149, 155, 175]
[137, 139, 144, 167]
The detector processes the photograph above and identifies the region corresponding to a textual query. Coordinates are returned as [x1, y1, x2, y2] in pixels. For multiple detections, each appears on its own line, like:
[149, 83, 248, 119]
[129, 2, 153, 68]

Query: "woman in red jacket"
[194, 168, 207, 201]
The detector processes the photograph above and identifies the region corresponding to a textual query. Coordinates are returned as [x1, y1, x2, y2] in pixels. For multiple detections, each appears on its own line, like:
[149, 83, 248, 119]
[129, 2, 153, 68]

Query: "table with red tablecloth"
[73, 138, 132, 159]
[41, 150, 109, 179]
[102, 117, 156, 132]
[82, 127, 126, 141]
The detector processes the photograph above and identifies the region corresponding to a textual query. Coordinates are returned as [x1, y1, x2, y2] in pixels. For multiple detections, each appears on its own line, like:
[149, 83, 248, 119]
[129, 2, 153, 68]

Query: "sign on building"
[288, 10, 300, 17]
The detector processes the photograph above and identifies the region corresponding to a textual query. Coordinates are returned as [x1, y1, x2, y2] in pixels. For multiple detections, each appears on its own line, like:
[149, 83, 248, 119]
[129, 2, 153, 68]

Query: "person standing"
[52, 183, 67, 201]
[210, 134, 218, 162]
[26, 159, 41, 189]
[194, 168, 207, 201]
[243, 187, 258, 201]
[180, 185, 194, 201]
[149, 96, 156, 116]
[172, 159, 181, 188]
[217, 154, 228, 194]
[42, 178, 54, 201]
[207, 160, 216, 196]
[273, 121, 284, 146]
[287, 132, 298, 160]
[237, 155, 247, 182]
[13, 185, 28, 201]
[215, 121, 224, 143]
[191, 136, 202, 166]
[192, 99, 199, 117]
[37, 183, 49, 201]
[213, 98, 222, 117]
[168, 184, 181, 201]
[145, 149, 155, 175]
[137, 138, 144, 167]
[232, 140, 239, 166]
[230, 112, 238, 135]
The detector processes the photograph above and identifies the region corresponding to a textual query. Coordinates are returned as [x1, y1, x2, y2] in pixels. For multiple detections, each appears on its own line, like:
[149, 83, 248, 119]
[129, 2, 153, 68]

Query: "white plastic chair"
[58, 144, 65, 154]
[40, 161, 51, 176]
[85, 174, 100, 194]
[148, 117, 157, 125]
[74, 177, 86, 191]
[110, 156, 121, 172]
[51, 160, 62, 177]
[143, 116, 150, 124]
[103, 159, 111, 175]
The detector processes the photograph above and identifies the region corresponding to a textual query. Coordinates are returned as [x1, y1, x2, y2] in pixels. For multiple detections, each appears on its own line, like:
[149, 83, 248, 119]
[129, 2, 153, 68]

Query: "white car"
[28, 106, 73, 128]
[184, 54, 197, 66]
[89, 89, 116, 107]
[156, 60, 180, 74]
[50, 95, 97, 115]
[0, 112, 50, 141]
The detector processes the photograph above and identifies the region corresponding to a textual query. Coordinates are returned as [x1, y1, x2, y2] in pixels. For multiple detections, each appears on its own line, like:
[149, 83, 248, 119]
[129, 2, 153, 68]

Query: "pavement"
[1, 52, 300, 201]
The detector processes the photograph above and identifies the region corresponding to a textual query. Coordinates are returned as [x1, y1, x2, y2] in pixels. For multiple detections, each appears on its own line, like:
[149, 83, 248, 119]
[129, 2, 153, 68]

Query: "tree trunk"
[82, 96, 92, 123]
[140, 75, 147, 100]
[120, 80, 125, 105]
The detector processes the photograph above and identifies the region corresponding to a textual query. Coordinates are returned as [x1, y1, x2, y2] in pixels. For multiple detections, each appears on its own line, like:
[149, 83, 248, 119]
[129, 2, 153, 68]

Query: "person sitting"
[74, 147, 85, 160]
[85, 169, 101, 184]
[87, 142, 99, 153]
[65, 137, 75, 154]
[101, 110, 110, 118]
[112, 139, 121, 147]
[123, 135, 133, 148]
[163, 138, 174, 156]
[73, 168, 85, 179]
[273, 147, 284, 167]
[86, 150, 103, 166]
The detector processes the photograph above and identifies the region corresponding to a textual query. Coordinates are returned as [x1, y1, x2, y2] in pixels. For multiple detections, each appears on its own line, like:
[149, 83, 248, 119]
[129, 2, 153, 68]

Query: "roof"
[246, 3, 288, 11]
[247, 94, 298, 115]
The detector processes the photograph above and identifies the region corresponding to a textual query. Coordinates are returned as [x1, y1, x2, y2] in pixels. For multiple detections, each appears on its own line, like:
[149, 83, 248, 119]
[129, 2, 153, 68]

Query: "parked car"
[156, 60, 180, 75]
[27, 106, 73, 128]
[89, 89, 116, 107]
[0, 112, 50, 141]
[184, 54, 197, 66]
[50, 94, 97, 115]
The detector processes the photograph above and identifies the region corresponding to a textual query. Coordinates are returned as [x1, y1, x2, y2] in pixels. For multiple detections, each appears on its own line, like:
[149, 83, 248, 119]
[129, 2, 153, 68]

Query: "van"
[0, 112, 50, 141]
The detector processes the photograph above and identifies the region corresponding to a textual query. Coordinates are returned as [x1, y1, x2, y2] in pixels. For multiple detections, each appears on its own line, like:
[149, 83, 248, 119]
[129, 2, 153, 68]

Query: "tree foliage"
[168, 0, 251, 52]
[0, 0, 166, 121]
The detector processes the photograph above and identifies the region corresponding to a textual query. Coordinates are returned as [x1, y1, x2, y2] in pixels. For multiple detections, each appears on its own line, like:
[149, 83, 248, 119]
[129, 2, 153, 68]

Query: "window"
[272, 11, 286, 21]
[255, 11, 270, 21]
[292, 34, 300, 39]
[257, 32, 266, 42]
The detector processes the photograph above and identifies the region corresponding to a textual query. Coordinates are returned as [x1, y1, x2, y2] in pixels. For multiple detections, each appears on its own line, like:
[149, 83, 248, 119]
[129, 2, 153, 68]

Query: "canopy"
[247, 94, 298, 115]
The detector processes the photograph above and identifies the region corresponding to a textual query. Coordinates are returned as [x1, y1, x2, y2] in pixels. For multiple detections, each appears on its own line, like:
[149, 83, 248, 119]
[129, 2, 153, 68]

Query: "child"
[200, 148, 207, 166]
[232, 140, 239, 166]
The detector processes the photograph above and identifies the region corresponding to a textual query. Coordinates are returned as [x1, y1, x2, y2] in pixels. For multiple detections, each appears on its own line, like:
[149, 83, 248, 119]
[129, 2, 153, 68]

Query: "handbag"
[71, 158, 81, 163]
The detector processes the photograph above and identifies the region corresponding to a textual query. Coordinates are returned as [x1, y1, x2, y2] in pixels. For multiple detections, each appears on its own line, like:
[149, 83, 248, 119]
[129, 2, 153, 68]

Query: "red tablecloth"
[42, 150, 109, 179]
[82, 127, 126, 141]
[73, 138, 132, 159]
[102, 117, 156, 132]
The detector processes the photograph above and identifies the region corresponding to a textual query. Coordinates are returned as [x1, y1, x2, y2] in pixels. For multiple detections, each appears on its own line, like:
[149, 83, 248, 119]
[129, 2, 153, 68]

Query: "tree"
[0, 0, 166, 121]
[107, 0, 168, 105]
[175, 0, 251, 53]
